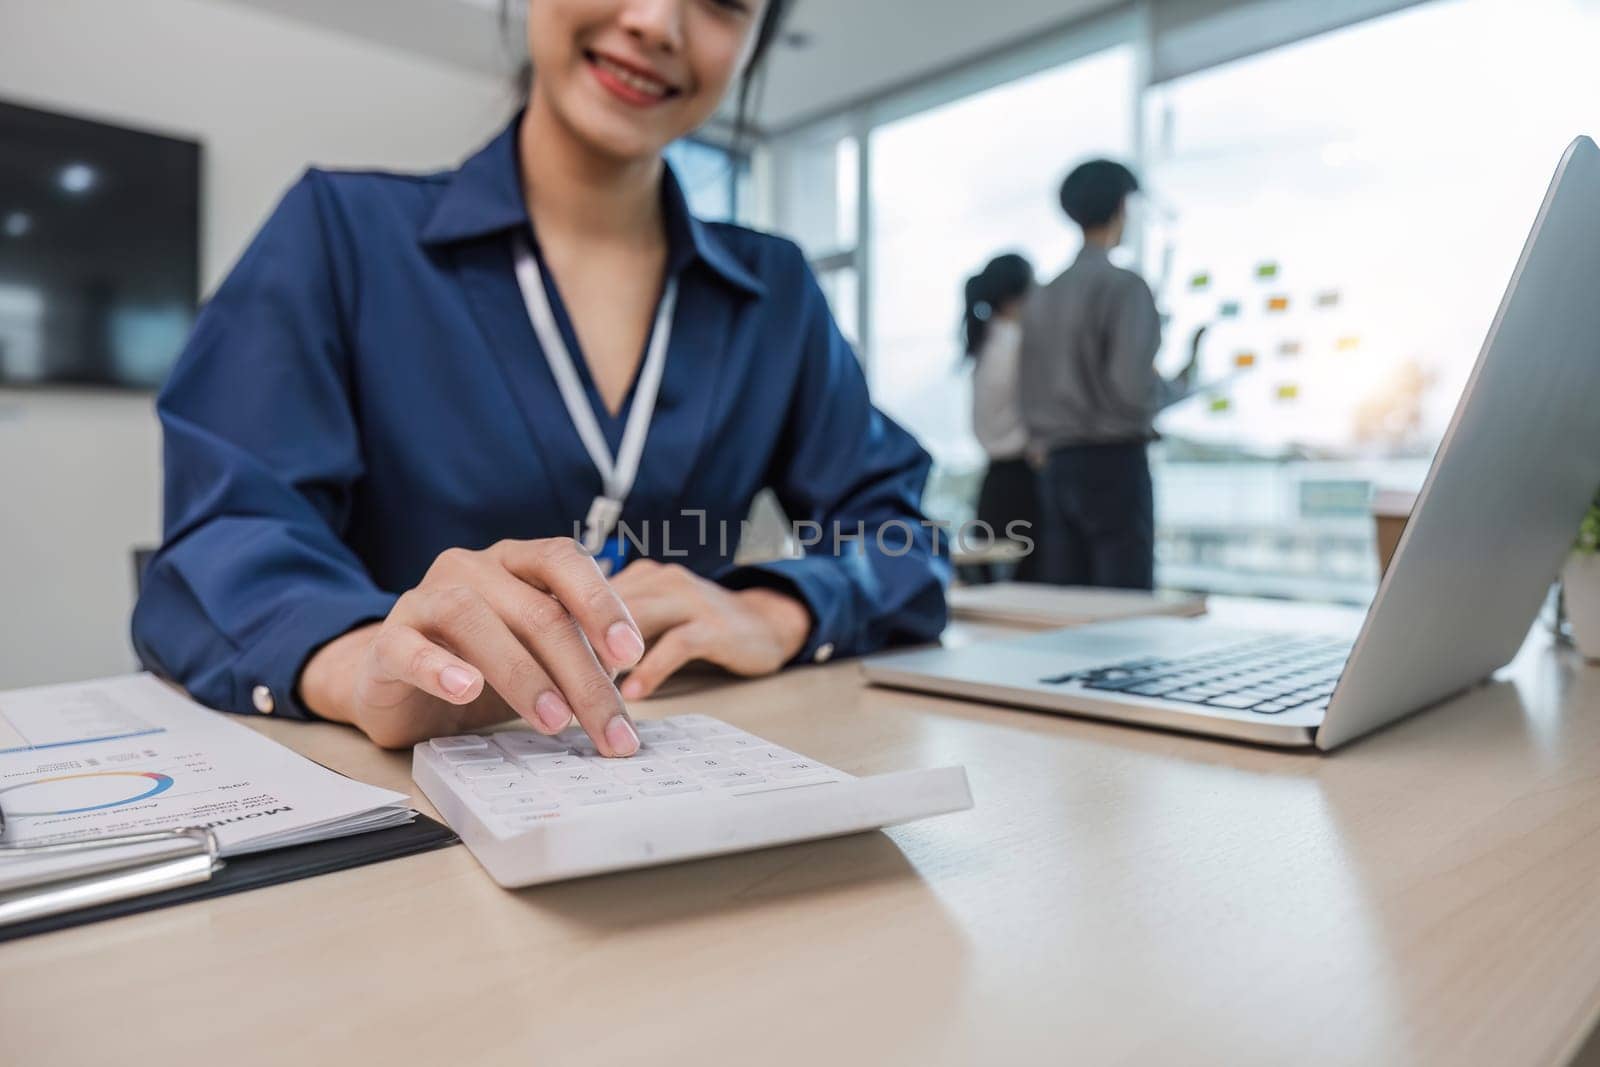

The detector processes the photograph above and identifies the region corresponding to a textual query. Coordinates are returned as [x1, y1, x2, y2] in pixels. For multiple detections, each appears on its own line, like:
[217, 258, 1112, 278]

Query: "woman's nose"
[615, 0, 686, 55]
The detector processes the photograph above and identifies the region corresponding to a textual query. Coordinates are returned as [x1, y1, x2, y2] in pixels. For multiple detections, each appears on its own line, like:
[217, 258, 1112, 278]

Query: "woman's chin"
[566, 102, 682, 164]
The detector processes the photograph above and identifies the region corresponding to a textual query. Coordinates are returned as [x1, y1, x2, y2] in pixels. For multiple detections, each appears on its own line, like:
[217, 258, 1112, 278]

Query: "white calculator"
[412, 715, 973, 887]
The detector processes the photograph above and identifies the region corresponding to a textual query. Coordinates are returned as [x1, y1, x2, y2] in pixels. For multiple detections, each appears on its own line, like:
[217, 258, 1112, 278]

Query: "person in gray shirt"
[1018, 160, 1196, 589]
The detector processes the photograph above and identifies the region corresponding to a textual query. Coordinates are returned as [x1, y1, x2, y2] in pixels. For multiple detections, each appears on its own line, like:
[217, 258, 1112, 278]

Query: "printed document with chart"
[0, 674, 412, 889]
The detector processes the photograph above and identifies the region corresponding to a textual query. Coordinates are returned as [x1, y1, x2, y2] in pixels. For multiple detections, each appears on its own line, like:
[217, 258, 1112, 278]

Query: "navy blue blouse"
[131, 118, 948, 721]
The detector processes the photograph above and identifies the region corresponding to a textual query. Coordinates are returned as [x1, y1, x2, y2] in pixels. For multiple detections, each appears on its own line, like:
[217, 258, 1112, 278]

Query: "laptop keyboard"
[1040, 634, 1351, 716]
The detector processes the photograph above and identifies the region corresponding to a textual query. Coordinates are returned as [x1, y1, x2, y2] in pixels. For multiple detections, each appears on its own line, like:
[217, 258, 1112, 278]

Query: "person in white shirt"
[965, 252, 1041, 582]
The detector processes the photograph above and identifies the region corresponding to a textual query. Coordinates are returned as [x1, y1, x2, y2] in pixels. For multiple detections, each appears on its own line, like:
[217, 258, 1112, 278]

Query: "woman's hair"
[963, 252, 1034, 358]
[501, 1, 796, 147]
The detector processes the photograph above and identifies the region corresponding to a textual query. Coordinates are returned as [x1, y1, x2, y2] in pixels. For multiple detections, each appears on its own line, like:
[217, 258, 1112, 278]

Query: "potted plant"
[1561, 490, 1600, 661]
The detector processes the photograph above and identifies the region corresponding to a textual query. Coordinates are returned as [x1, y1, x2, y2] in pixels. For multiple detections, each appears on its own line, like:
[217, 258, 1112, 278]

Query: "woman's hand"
[299, 539, 646, 753]
[609, 561, 812, 700]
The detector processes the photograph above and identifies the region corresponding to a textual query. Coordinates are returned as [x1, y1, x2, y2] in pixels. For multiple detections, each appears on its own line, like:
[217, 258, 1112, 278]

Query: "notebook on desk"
[948, 582, 1207, 629]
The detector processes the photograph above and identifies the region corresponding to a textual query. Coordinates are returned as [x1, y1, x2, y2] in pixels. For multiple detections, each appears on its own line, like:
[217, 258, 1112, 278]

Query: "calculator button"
[665, 714, 720, 728]
[541, 769, 612, 788]
[677, 755, 733, 773]
[706, 768, 766, 786]
[771, 760, 831, 780]
[654, 740, 712, 757]
[471, 775, 538, 797]
[493, 733, 572, 758]
[430, 735, 489, 752]
[571, 786, 635, 805]
[439, 748, 507, 766]
[737, 748, 797, 766]
[613, 762, 678, 782]
[556, 728, 601, 755]
[455, 762, 519, 782]
[491, 794, 561, 813]
[681, 723, 737, 739]
[518, 753, 587, 771]
[640, 778, 703, 796]
[634, 721, 684, 740]
[710, 735, 764, 751]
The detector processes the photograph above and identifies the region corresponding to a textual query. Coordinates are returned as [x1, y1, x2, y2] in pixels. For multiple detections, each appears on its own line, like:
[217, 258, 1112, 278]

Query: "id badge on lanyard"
[586, 498, 627, 576]
[511, 235, 678, 574]
[593, 535, 629, 577]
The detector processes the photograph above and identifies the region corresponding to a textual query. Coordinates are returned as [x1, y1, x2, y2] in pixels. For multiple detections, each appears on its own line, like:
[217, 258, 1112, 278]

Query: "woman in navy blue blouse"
[132, 0, 947, 753]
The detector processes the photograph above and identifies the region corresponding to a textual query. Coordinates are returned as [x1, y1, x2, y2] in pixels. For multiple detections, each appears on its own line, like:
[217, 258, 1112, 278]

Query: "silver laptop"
[865, 136, 1600, 751]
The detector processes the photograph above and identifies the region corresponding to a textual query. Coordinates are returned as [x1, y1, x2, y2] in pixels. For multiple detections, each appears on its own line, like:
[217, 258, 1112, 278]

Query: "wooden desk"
[6, 602, 1600, 1066]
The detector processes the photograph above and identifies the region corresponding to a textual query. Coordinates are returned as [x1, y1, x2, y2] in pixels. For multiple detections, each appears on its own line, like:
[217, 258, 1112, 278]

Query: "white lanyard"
[511, 235, 678, 554]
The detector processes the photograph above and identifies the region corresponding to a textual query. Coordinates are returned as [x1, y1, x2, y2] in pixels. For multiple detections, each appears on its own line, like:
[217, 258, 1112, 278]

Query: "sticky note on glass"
[1279, 340, 1302, 357]
[1219, 301, 1240, 318]
[1234, 352, 1257, 368]
[1208, 395, 1231, 414]
[1276, 383, 1300, 401]
[1316, 290, 1341, 307]
[1267, 296, 1289, 312]
[1336, 336, 1361, 351]
[1256, 262, 1279, 280]
[1190, 271, 1211, 290]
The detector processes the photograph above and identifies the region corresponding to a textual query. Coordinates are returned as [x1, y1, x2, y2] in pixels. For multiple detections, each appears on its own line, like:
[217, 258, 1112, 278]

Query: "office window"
[759, 126, 864, 345]
[867, 45, 1138, 523]
[817, 264, 860, 348]
[664, 138, 746, 223]
[767, 130, 858, 258]
[1141, 0, 1600, 600]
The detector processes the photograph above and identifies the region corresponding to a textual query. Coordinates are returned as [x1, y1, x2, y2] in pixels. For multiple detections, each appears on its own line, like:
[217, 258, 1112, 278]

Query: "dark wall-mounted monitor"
[0, 99, 201, 390]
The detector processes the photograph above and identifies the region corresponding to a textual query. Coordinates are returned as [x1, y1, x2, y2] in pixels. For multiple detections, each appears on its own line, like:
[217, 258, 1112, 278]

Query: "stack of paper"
[0, 674, 412, 889]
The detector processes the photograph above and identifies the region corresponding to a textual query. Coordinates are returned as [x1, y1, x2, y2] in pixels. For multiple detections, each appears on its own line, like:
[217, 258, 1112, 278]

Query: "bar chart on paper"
[0, 687, 164, 754]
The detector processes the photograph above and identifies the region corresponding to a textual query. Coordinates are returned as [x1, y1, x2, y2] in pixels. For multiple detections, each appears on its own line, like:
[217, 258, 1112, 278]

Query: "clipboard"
[0, 814, 456, 944]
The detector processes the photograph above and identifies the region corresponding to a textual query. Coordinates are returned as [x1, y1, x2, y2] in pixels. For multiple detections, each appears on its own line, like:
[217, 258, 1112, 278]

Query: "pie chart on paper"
[0, 770, 175, 816]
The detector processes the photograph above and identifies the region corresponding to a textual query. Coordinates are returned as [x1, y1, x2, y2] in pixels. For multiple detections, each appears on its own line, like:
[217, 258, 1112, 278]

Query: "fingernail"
[440, 666, 477, 698]
[607, 622, 645, 667]
[534, 691, 572, 733]
[620, 677, 643, 701]
[605, 714, 639, 757]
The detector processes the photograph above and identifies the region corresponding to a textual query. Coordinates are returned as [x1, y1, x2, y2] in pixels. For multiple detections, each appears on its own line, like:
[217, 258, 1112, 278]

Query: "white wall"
[0, 0, 515, 688]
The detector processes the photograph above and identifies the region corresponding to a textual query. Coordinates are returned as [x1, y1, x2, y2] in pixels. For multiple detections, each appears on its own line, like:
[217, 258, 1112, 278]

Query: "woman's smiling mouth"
[585, 50, 683, 106]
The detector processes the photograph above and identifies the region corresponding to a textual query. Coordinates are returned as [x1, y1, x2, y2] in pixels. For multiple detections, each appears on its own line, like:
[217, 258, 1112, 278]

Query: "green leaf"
[1577, 487, 1600, 555]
